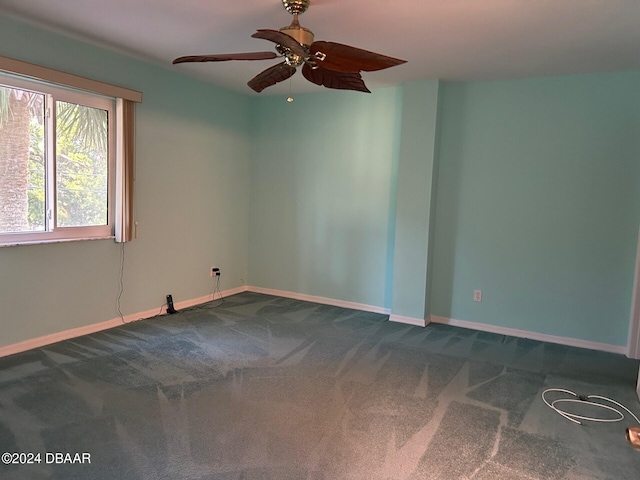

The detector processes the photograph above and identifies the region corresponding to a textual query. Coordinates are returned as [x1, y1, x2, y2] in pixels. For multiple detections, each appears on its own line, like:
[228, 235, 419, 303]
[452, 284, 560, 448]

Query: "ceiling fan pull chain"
[287, 76, 294, 103]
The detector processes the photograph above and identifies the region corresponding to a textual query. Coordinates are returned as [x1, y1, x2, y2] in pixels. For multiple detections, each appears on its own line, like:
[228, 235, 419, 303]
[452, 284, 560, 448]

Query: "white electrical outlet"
[211, 266, 218, 277]
[474, 290, 482, 302]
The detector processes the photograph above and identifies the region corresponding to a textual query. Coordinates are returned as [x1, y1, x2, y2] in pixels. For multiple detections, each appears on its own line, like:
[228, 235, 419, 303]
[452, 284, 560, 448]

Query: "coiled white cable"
[542, 388, 640, 426]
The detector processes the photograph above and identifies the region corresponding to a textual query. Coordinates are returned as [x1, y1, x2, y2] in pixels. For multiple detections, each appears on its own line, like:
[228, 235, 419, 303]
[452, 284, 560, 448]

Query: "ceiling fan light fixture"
[283, 52, 305, 68]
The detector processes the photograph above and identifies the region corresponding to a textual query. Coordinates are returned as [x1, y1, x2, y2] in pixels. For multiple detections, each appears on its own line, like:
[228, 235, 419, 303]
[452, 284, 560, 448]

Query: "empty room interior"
[1, 1, 640, 479]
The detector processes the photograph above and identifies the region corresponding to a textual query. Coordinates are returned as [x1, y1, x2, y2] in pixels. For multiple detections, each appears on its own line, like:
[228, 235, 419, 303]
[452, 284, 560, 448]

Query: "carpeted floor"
[1, 292, 639, 479]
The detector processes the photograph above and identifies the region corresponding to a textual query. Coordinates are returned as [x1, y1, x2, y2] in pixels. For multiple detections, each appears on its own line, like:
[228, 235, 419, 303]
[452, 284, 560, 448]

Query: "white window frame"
[0, 73, 116, 246]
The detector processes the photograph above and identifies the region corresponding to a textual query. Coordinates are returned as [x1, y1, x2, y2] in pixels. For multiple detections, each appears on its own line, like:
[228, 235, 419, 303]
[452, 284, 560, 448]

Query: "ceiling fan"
[173, 0, 406, 94]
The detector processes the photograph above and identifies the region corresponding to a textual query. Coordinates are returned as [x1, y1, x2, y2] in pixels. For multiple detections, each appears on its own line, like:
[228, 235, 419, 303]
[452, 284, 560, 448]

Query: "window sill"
[0, 235, 115, 248]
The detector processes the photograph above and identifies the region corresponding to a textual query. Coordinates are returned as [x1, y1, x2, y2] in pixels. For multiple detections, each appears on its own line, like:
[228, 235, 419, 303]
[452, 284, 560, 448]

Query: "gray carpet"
[1, 292, 639, 479]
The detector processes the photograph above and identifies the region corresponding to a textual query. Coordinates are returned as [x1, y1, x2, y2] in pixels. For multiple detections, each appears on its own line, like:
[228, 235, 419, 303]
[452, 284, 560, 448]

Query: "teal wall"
[0, 14, 251, 347]
[248, 71, 640, 347]
[248, 89, 402, 308]
[432, 72, 640, 345]
[390, 80, 440, 320]
[1, 13, 639, 350]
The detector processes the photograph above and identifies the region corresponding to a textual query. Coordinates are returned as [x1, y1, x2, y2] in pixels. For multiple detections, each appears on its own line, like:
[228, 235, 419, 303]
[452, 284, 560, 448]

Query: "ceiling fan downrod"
[279, 13, 315, 51]
[279, 0, 314, 48]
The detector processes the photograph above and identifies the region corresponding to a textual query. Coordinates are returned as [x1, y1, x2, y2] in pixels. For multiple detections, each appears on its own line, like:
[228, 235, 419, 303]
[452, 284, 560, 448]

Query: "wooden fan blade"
[248, 62, 297, 93]
[173, 52, 278, 64]
[309, 41, 406, 73]
[251, 29, 307, 58]
[302, 63, 370, 93]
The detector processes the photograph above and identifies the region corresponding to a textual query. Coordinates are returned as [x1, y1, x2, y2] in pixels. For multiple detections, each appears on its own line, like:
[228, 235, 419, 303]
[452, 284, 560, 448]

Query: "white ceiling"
[1, 0, 639, 95]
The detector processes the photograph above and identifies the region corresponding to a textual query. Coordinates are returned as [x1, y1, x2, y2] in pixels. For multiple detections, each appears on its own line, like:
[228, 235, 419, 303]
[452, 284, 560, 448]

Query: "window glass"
[0, 85, 45, 234]
[0, 73, 115, 245]
[55, 101, 109, 227]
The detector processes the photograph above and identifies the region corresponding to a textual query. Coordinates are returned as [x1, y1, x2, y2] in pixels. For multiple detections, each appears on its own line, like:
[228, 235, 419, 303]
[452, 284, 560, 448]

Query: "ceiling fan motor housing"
[279, 23, 314, 48]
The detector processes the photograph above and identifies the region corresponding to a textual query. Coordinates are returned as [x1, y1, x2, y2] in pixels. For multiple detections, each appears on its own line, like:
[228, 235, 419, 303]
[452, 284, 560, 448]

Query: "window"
[0, 74, 114, 245]
[0, 56, 141, 246]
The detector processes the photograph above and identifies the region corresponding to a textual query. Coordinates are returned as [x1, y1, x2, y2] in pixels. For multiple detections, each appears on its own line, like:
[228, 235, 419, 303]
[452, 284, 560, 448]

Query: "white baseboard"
[0, 285, 249, 358]
[247, 286, 391, 315]
[3, 286, 627, 358]
[389, 314, 426, 327]
[170, 285, 248, 313]
[0, 285, 386, 358]
[429, 315, 627, 355]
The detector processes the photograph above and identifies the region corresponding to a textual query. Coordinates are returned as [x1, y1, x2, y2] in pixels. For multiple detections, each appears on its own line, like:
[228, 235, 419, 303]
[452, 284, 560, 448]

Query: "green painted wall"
[432, 72, 640, 346]
[248, 89, 402, 308]
[390, 80, 440, 320]
[0, 14, 251, 348]
[1, 13, 639, 350]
